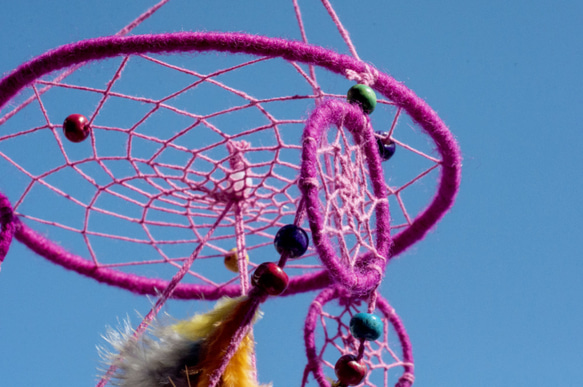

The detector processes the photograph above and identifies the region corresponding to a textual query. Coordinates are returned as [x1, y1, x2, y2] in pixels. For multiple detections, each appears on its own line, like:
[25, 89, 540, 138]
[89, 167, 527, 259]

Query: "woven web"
[314, 115, 386, 269]
[0, 49, 440, 293]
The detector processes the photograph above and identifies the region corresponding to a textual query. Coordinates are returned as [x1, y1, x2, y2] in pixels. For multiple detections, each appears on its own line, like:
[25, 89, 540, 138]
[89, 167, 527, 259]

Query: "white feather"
[100, 318, 199, 387]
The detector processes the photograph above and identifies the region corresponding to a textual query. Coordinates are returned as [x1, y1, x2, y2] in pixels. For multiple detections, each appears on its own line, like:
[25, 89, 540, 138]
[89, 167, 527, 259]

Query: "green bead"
[347, 84, 377, 114]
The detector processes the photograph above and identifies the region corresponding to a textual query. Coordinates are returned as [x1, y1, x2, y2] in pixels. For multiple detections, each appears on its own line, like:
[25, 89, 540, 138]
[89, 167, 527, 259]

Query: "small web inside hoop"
[302, 286, 414, 387]
[319, 123, 381, 268]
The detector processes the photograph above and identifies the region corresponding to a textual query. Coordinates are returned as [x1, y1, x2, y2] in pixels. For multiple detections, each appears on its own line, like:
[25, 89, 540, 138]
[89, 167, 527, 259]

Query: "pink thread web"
[302, 286, 414, 387]
[0, 52, 440, 292]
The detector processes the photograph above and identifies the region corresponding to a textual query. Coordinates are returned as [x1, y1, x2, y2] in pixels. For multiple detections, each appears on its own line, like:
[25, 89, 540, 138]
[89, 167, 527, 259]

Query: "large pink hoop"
[0, 32, 461, 299]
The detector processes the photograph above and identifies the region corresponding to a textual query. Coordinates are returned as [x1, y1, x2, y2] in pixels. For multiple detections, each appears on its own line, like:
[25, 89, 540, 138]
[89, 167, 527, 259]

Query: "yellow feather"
[173, 296, 245, 341]
[171, 296, 266, 387]
[194, 297, 254, 386]
[221, 334, 258, 387]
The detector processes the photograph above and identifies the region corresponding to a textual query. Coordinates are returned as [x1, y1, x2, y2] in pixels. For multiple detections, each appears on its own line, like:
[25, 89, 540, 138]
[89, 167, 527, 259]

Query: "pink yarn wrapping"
[0, 191, 17, 269]
[0, 32, 461, 299]
[299, 99, 390, 295]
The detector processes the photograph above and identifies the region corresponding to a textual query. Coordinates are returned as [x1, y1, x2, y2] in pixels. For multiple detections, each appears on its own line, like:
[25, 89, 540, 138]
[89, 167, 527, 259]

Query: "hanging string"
[319, 0, 361, 60]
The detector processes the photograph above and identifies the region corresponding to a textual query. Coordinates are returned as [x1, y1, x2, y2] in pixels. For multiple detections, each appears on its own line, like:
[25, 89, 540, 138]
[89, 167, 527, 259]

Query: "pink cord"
[319, 0, 361, 60]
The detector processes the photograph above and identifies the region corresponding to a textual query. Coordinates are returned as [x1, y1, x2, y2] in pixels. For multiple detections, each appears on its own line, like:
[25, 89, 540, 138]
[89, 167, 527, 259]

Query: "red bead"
[251, 262, 289, 296]
[63, 114, 91, 143]
[334, 355, 367, 386]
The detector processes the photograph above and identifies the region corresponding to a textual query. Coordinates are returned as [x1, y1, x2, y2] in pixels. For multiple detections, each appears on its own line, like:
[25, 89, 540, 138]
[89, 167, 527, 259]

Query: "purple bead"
[375, 131, 396, 161]
[273, 224, 309, 258]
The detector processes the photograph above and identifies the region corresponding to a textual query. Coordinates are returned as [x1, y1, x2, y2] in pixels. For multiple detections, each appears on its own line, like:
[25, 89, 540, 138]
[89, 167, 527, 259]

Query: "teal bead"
[349, 313, 383, 341]
[347, 84, 377, 114]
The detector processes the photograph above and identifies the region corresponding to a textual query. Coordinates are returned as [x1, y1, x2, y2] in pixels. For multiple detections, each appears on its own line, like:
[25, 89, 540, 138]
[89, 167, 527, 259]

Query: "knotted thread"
[346, 65, 379, 86]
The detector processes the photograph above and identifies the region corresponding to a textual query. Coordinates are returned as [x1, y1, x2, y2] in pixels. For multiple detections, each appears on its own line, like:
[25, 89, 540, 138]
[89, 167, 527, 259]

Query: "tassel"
[103, 296, 268, 387]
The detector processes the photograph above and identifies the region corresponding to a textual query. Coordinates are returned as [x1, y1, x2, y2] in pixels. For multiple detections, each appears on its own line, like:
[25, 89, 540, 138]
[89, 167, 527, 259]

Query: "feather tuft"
[101, 297, 270, 387]
[175, 296, 261, 387]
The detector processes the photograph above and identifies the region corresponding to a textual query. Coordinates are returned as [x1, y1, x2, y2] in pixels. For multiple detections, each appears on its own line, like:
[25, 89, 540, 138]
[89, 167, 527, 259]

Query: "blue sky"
[0, 1, 582, 386]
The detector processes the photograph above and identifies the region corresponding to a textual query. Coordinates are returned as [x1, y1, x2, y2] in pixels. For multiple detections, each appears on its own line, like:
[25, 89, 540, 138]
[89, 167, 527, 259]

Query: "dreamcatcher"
[0, 1, 461, 386]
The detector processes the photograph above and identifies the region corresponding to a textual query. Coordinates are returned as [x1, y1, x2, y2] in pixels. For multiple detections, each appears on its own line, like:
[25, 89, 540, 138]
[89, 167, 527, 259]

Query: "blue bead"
[274, 224, 309, 258]
[347, 84, 377, 114]
[349, 313, 383, 341]
[375, 131, 396, 161]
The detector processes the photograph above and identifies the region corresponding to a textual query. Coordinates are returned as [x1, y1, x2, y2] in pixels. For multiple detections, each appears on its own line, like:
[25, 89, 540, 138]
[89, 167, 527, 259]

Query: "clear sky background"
[0, 1, 582, 386]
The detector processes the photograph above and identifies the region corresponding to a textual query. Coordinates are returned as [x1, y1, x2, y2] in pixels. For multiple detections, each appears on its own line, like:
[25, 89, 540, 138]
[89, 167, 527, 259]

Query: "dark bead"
[347, 84, 377, 114]
[350, 313, 383, 341]
[334, 354, 367, 386]
[375, 131, 396, 161]
[251, 262, 289, 296]
[63, 114, 91, 143]
[274, 224, 309, 258]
